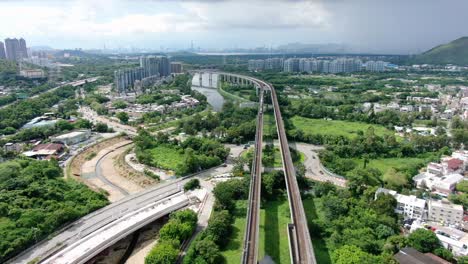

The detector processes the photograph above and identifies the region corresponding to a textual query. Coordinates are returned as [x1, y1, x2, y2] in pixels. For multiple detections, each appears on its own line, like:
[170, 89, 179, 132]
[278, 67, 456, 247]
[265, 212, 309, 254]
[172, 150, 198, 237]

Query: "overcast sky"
[1, 0, 467, 54]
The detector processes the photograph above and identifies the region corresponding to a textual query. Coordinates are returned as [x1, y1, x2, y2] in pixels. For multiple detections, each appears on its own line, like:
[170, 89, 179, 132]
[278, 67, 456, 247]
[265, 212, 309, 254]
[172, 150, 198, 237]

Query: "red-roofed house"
[444, 158, 464, 174]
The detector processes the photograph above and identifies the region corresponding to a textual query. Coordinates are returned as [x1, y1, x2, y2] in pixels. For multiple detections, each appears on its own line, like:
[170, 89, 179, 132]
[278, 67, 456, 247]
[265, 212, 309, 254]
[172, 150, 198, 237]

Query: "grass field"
[221, 199, 292, 264]
[220, 197, 332, 264]
[302, 197, 332, 264]
[218, 84, 250, 102]
[291, 116, 394, 138]
[413, 119, 447, 128]
[221, 200, 247, 263]
[264, 112, 277, 138]
[352, 157, 428, 175]
[259, 199, 292, 264]
[242, 147, 305, 168]
[149, 145, 184, 170]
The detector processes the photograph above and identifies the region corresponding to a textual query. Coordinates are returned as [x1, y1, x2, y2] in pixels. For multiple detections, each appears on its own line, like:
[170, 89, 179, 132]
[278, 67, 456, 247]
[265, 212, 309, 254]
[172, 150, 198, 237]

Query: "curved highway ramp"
[7, 179, 188, 264]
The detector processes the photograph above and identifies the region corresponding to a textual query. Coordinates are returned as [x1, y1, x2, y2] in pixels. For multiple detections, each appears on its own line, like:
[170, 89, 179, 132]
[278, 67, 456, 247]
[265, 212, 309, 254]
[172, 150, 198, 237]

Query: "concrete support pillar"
[199, 72, 202, 87]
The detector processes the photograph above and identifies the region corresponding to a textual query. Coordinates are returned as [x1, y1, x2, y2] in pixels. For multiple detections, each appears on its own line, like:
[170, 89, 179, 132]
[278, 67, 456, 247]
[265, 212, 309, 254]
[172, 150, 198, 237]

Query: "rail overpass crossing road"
[209, 71, 316, 264]
[7, 179, 187, 264]
[43, 193, 189, 264]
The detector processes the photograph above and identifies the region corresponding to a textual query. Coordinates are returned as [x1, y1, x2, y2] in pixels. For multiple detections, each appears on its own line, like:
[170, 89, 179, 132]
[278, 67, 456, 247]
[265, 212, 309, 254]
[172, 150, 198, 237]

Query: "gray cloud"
[0, 0, 467, 53]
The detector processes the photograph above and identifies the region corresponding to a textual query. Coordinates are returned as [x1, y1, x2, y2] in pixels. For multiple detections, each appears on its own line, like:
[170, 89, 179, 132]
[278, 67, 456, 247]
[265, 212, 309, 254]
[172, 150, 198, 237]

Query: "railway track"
[270, 87, 317, 264]
[241, 87, 264, 264]
[200, 71, 316, 264]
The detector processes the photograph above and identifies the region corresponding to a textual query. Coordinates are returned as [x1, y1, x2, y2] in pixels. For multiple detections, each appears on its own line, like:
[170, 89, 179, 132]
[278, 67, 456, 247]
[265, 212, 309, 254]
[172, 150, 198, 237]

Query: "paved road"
[42, 193, 189, 264]
[7, 180, 186, 264]
[95, 144, 131, 196]
[290, 142, 347, 187]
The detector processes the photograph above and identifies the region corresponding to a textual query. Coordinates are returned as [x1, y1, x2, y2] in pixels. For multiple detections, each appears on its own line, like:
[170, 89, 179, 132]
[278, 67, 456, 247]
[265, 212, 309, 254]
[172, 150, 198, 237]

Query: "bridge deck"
[214, 71, 316, 264]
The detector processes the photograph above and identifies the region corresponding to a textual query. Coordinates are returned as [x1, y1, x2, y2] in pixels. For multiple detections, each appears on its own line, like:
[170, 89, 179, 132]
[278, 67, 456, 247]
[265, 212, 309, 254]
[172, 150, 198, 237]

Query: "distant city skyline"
[1, 0, 468, 54]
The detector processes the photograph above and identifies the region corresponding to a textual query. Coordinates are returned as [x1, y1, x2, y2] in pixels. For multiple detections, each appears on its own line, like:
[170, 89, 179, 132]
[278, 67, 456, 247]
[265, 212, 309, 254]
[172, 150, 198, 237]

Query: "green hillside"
[413, 37, 468, 65]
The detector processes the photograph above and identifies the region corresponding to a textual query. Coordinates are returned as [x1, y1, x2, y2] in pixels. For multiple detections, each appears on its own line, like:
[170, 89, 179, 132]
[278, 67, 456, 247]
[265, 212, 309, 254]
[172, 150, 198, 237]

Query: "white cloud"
[0, 0, 330, 40]
[182, 0, 330, 30]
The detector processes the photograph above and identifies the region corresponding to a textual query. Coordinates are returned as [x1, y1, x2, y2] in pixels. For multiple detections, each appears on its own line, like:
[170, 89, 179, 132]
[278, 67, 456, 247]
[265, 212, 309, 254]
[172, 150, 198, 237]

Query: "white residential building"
[413, 172, 464, 196]
[428, 199, 464, 225]
[366, 60, 386, 72]
[375, 188, 426, 220]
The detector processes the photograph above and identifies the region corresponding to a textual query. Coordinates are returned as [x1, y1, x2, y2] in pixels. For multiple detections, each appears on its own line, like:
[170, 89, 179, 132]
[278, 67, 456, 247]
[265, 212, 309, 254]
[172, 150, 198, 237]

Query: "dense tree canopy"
[145, 210, 197, 264]
[0, 158, 108, 262]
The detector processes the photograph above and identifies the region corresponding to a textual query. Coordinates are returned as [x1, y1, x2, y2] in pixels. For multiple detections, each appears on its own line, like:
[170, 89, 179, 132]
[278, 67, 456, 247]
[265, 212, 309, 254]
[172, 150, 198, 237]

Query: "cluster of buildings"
[362, 84, 468, 125]
[0, 37, 29, 61]
[248, 57, 389, 73]
[4, 129, 92, 162]
[114, 56, 183, 94]
[110, 94, 200, 121]
[375, 151, 468, 257]
[413, 151, 467, 196]
[19, 69, 45, 79]
[375, 188, 464, 225]
[376, 188, 468, 257]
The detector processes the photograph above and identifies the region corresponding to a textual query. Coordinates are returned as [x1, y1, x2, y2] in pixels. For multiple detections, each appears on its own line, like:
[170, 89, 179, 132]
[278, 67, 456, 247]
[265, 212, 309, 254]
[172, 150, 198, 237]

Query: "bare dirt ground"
[69, 136, 156, 202]
[115, 148, 159, 188]
[68, 136, 126, 180]
[99, 144, 145, 194]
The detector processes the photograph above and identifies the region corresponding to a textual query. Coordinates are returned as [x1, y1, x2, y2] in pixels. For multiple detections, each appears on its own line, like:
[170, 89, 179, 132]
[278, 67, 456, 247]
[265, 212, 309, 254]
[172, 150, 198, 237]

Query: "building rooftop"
[393, 247, 445, 264]
[33, 143, 63, 151]
[53, 130, 89, 139]
[446, 158, 463, 170]
[439, 173, 464, 185]
[396, 194, 426, 208]
[429, 199, 464, 211]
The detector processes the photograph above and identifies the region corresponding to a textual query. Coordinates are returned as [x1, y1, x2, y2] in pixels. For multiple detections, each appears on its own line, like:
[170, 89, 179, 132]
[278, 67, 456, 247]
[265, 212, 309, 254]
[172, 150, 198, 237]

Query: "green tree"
[112, 100, 127, 109]
[116, 112, 129, 124]
[212, 179, 247, 211]
[184, 179, 200, 191]
[407, 228, 441, 253]
[55, 120, 74, 131]
[159, 220, 194, 242]
[332, 245, 382, 264]
[456, 181, 468, 193]
[434, 247, 453, 262]
[458, 256, 468, 264]
[206, 210, 232, 246]
[383, 168, 408, 190]
[145, 239, 180, 264]
[75, 119, 92, 129]
[383, 235, 408, 254]
[94, 122, 109, 133]
[372, 193, 397, 218]
[193, 236, 221, 263]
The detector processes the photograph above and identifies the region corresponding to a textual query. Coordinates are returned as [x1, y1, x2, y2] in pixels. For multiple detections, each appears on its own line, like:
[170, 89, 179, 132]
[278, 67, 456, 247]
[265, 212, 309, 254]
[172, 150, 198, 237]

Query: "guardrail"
[318, 162, 346, 180]
[41, 194, 189, 264]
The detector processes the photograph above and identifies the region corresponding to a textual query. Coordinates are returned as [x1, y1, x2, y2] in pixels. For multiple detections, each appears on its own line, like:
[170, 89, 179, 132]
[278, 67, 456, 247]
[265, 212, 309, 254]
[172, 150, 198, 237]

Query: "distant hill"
[412, 37, 468, 65]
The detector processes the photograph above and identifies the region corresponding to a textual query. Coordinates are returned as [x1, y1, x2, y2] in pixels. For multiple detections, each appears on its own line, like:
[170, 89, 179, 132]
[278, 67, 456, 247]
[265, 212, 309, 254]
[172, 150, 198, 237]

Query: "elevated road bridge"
[7, 179, 188, 264]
